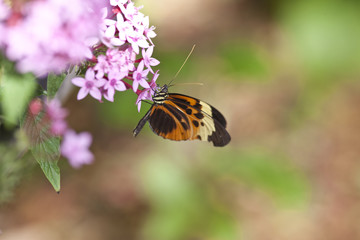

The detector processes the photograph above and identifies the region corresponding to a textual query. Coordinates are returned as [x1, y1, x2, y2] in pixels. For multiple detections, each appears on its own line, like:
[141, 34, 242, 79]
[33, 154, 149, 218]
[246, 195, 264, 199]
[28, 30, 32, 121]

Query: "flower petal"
[105, 88, 115, 102]
[149, 58, 160, 66]
[72, 77, 85, 87]
[133, 81, 139, 92]
[146, 45, 154, 57]
[139, 79, 150, 89]
[85, 68, 95, 81]
[110, 38, 125, 46]
[89, 87, 102, 100]
[77, 87, 89, 100]
[115, 81, 126, 91]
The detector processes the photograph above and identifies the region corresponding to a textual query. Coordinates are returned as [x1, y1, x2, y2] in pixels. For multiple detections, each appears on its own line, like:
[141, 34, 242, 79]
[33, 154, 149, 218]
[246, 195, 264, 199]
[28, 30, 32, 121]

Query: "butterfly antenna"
[168, 44, 196, 88]
[172, 82, 204, 86]
[141, 100, 153, 105]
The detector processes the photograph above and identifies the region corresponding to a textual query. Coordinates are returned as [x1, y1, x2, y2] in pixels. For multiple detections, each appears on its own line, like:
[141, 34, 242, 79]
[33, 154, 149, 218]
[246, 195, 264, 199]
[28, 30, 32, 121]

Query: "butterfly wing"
[147, 93, 231, 146]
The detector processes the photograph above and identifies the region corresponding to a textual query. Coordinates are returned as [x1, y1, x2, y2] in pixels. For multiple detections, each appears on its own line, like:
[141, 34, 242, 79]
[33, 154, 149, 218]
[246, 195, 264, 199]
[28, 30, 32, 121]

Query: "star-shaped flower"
[72, 68, 106, 100]
[141, 46, 160, 73]
[132, 61, 150, 92]
[103, 71, 127, 102]
[136, 70, 159, 111]
[61, 130, 94, 169]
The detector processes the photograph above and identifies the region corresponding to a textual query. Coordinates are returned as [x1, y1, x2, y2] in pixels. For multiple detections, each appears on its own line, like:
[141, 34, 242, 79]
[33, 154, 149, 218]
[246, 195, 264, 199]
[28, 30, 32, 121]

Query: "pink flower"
[141, 46, 160, 73]
[122, 46, 136, 72]
[127, 27, 149, 54]
[136, 70, 159, 111]
[93, 55, 110, 79]
[69, 0, 160, 111]
[1, 0, 104, 75]
[61, 130, 94, 169]
[103, 71, 126, 102]
[28, 99, 43, 116]
[72, 68, 106, 100]
[142, 16, 156, 44]
[119, 2, 143, 24]
[132, 61, 150, 92]
[46, 99, 68, 135]
[115, 13, 133, 41]
[103, 22, 125, 47]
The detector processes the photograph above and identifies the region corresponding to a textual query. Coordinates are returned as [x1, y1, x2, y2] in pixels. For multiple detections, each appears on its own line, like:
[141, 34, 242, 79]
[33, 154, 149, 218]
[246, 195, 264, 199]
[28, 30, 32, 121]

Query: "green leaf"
[47, 73, 66, 98]
[31, 129, 61, 192]
[0, 71, 36, 128]
[21, 101, 61, 192]
[37, 153, 61, 192]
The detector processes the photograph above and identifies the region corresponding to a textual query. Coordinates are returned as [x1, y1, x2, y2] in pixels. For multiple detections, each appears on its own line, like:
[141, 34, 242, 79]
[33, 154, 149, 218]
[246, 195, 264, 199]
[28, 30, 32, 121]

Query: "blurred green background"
[2, 0, 360, 239]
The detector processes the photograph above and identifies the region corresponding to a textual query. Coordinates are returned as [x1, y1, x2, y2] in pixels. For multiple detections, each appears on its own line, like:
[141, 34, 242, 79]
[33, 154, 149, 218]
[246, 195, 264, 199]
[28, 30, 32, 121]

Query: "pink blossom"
[141, 46, 160, 73]
[101, 13, 128, 47]
[103, 71, 126, 101]
[132, 61, 150, 92]
[119, 2, 144, 25]
[103, 23, 125, 47]
[72, 68, 106, 100]
[46, 99, 68, 135]
[94, 55, 110, 79]
[136, 70, 159, 111]
[122, 46, 136, 72]
[127, 27, 149, 54]
[28, 99, 43, 116]
[69, 0, 160, 111]
[115, 14, 133, 42]
[61, 130, 94, 169]
[142, 16, 156, 44]
[1, 0, 104, 75]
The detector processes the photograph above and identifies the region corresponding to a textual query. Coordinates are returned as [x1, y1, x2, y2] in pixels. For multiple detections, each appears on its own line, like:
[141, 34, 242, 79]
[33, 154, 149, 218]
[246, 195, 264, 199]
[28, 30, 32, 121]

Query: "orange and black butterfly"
[133, 84, 231, 146]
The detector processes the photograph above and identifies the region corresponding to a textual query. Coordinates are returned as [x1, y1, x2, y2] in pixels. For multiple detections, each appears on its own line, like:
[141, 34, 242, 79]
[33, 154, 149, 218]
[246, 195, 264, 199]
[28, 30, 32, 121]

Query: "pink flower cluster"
[44, 99, 94, 169]
[72, 0, 160, 111]
[0, 0, 104, 76]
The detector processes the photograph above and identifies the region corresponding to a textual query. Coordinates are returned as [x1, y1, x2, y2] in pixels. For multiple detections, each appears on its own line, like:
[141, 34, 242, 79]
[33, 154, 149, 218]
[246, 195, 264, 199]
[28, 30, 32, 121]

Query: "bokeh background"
[2, 0, 360, 239]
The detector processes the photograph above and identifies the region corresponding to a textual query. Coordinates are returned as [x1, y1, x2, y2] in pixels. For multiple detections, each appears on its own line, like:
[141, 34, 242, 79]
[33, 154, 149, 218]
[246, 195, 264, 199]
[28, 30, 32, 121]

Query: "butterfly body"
[133, 85, 231, 146]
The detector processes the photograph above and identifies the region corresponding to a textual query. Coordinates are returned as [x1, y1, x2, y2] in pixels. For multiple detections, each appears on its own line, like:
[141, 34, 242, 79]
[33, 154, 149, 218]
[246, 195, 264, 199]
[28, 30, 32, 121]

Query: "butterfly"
[133, 84, 231, 146]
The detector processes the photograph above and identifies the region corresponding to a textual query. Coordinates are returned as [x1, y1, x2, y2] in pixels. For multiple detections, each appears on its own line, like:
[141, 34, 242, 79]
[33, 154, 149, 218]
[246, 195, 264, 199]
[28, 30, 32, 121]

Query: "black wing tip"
[211, 131, 231, 147]
[210, 106, 227, 127]
[208, 120, 231, 147]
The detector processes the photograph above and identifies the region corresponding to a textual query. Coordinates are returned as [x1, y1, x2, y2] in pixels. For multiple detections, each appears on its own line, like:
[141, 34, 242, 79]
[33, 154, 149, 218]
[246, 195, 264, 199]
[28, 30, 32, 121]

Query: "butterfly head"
[152, 84, 169, 104]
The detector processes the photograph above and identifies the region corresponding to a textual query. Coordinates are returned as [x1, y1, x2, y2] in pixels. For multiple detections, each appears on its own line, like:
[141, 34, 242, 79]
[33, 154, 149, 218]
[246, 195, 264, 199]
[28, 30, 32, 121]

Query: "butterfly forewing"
[148, 104, 191, 140]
